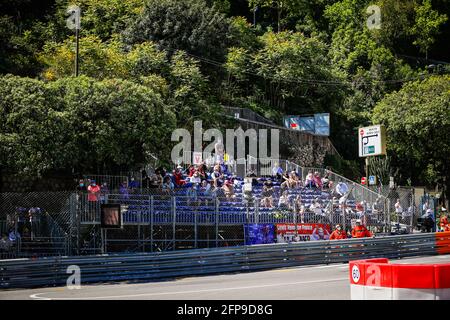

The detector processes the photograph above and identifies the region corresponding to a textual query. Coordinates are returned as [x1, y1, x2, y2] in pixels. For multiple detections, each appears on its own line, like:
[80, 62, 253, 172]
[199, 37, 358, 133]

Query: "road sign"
[369, 175, 376, 185]
[361, 177, 366, 185]
[358, 125, 386, 157]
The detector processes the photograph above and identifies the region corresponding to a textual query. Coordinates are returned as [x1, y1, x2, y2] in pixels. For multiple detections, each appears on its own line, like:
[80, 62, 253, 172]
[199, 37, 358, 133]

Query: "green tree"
[39, 37, 168, 81]
[410, 0, 448, 60]
[0, 74, 177, 175]
[122, 0, 232, 62]
[224, 31, 343, 114]
[372, 75, 450, 194]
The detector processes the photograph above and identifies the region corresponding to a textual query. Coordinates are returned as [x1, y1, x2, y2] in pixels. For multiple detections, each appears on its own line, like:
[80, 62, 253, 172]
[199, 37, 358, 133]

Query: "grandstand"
[0, 159, 391, 258]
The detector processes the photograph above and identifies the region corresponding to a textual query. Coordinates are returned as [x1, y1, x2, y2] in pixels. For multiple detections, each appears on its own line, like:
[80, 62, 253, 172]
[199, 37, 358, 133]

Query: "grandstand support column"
[365, 157, 369, 188]
[101, 228, 106, 254]
[386, 198, 391, 233]
[342, 207, 346, 234]
[150, 196, 153, 252]
[215, 198, 219, 248]
[138, 220, 141, 252]
[69, 193, 79, 255]
[293, 202, 297, 230]
[255, 200, 259, 224]
[172, 196, 176, 251]
[194, 208, 198, 249]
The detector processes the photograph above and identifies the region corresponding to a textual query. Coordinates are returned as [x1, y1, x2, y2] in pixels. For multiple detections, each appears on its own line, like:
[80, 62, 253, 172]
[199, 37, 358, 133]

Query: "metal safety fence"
[0, 192, 72, 259]
[0, 159, 397, 258]
[0, 179, 392, 258]
[1, 232, 448, 289]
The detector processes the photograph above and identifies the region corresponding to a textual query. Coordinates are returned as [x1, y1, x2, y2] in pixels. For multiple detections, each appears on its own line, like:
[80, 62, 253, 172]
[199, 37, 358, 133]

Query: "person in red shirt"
[330, 224, 347, 240]
[173, 166, 186, 187]
[87, 180, 101, 202]
[87, 180, 101, 219]
[439, 209, 448, 231]
[351, 219, 372, 238]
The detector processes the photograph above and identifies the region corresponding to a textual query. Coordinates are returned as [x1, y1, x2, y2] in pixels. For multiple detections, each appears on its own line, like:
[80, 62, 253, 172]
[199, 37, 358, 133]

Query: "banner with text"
[276, 223, 331, 242]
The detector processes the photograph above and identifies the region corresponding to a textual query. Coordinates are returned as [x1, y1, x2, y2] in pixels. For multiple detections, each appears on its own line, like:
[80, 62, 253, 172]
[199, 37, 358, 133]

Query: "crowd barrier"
[1, 232, 449, 289]
[350, 231, 450, 300]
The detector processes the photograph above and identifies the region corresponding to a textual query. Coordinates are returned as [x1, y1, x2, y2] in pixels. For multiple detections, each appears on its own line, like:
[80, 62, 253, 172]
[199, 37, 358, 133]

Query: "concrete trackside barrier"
[350, 259, 450, 300]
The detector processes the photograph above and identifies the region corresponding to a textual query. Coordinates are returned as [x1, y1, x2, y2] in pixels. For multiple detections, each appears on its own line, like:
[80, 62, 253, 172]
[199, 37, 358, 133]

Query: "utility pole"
[365, 157, 369, 187]
[67, 5, 81, 77]
[253, 6, 257, 27]
[75, 27, 79, 76]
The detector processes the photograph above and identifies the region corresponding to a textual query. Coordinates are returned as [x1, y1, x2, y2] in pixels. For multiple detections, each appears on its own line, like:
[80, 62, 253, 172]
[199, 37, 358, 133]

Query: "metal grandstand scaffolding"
[0, 161, 393, 258]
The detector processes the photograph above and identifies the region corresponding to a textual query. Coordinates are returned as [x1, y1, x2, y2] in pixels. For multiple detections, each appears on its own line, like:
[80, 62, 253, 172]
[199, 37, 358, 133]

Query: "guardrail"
[1, 232, 448, 289]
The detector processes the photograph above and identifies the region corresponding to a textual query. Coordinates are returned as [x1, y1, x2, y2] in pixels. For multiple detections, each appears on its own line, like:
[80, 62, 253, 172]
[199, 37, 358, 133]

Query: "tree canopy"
[0, 0, 449, 193]
[372, 75, 450, 187]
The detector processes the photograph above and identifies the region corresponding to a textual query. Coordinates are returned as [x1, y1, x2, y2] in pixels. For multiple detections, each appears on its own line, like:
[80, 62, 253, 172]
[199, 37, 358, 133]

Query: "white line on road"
[29, 277, 348, 300]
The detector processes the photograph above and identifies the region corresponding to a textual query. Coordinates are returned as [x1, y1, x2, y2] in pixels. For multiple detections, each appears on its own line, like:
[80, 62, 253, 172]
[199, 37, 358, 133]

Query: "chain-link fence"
[367, 186, 417, 233]
[0, 192, 72, 259]
[0, 162, 395, 258]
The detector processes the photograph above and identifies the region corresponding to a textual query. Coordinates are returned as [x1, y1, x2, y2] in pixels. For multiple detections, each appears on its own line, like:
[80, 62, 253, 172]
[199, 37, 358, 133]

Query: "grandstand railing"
[82, 174, 128, 191]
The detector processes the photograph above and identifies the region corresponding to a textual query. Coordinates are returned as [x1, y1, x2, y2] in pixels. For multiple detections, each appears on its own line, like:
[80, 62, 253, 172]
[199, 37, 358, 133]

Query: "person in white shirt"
[190, 171, 201, 184]
[395, 199, 403, 217]
[299, 205, 306, 223]
[278, 191, 290, 209]
[310, 200, 324, 217]
[272, 163, 283, 180]
[305, 171, 314, 188]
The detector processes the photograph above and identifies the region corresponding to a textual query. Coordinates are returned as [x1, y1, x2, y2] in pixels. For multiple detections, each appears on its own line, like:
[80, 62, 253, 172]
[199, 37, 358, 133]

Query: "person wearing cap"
[330, 224, 347, 240]
[173, 165, 186, 187]
[351, 219, 372, 238]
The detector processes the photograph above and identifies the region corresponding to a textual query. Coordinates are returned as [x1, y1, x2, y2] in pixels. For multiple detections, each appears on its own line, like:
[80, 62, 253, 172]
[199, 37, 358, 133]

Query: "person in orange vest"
[439, 208, 448, 231]
[330, 224, 347, 240]
[351, 219, 372, 238]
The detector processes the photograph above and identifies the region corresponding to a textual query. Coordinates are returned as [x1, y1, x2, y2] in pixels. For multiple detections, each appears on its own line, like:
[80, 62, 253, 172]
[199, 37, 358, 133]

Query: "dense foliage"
[0, 0, 449, 195]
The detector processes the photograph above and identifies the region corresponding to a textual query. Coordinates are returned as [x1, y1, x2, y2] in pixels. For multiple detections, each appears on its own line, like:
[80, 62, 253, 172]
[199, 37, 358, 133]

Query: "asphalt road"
[1, 254, 449, 300]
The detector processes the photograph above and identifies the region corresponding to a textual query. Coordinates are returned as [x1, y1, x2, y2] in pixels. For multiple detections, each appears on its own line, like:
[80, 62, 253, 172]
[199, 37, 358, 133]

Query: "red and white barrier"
[350, 258, 450, 300]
